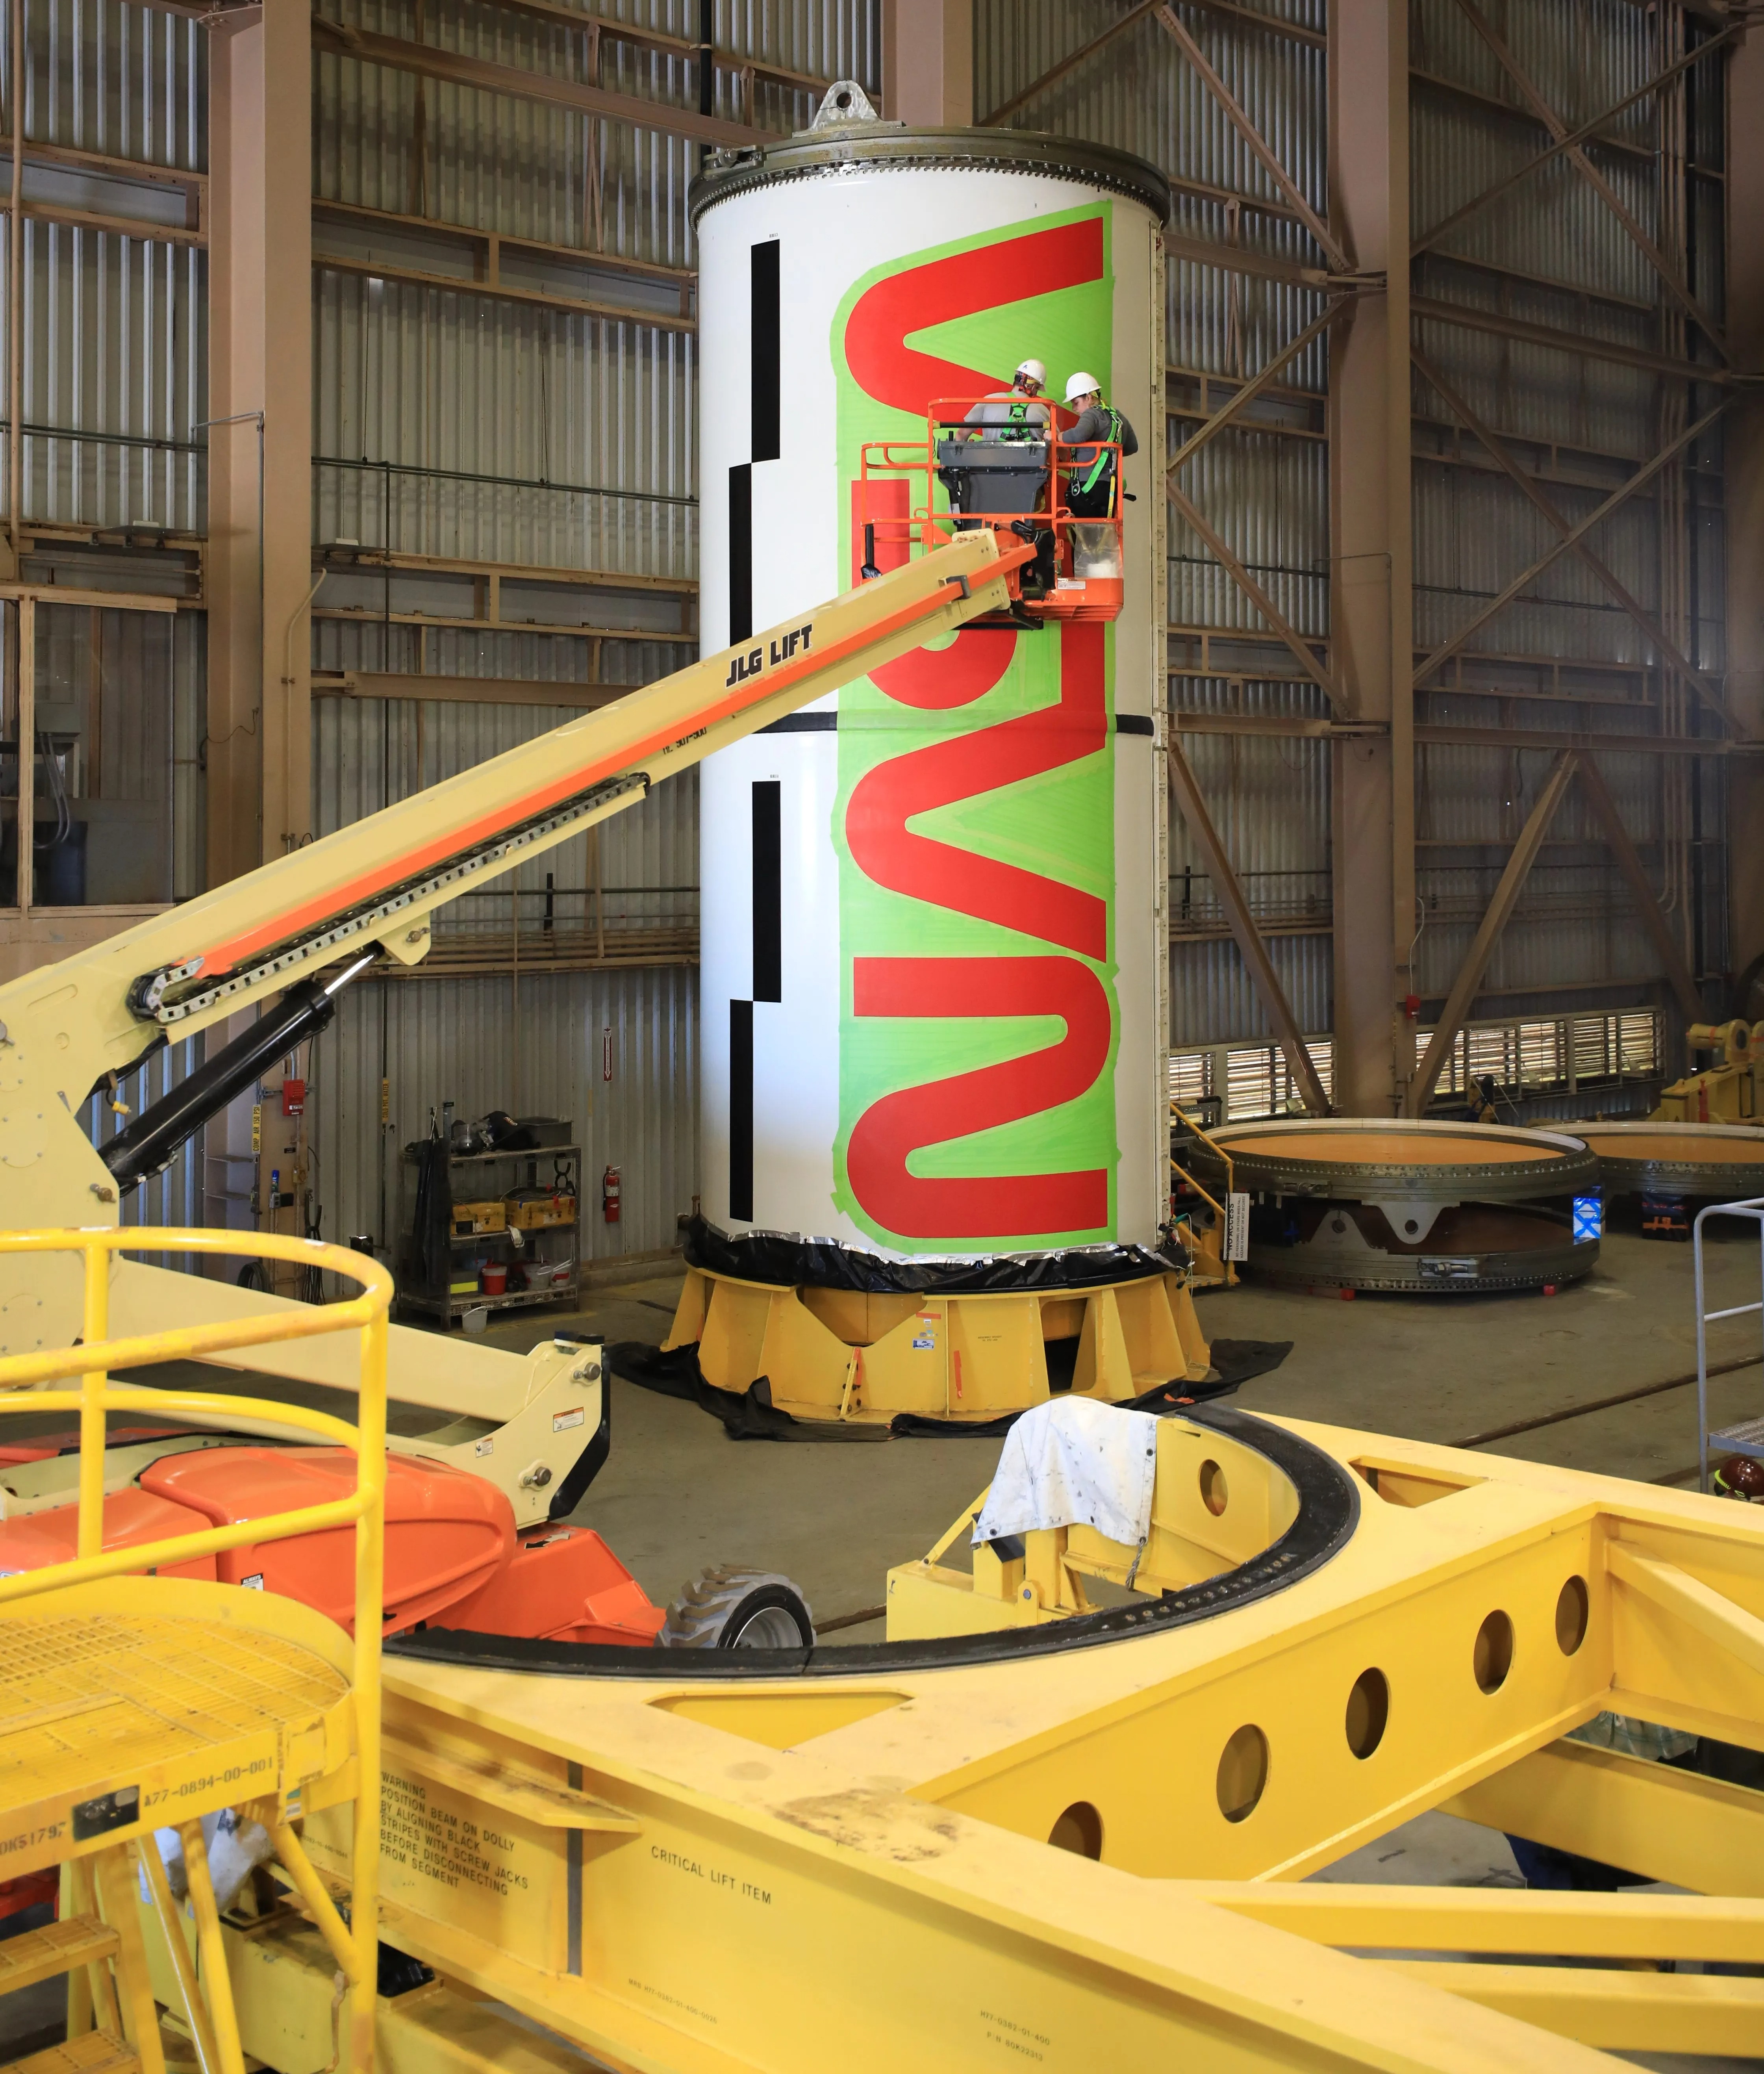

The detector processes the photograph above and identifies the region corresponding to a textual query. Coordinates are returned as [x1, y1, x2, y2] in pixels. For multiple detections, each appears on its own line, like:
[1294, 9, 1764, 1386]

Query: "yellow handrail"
[1169, 1098, 1234, 1219]
[0, 1226, 390, 2074]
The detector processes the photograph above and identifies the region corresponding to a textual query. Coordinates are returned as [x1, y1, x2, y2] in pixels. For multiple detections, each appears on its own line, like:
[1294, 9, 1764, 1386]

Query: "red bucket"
[480, 1263, 508, 1295]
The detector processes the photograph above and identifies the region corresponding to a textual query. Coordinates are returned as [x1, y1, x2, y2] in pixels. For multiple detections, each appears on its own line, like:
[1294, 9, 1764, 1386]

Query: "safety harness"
[1076, 407, 1123, 494]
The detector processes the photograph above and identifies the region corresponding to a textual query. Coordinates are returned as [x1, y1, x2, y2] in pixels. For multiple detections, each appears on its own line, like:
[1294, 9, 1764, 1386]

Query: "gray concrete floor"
[474, 1222, 1764, 1622]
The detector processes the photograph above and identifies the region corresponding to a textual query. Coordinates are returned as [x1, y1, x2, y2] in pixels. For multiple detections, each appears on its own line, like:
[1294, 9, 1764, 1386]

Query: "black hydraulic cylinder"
[101, 976, 341, 1188]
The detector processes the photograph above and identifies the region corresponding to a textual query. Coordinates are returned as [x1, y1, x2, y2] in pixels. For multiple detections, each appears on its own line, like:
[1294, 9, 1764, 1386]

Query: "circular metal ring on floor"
[1180, 1117, 1599, 1207]
[1575, 1120, 1764, 1204]
[1180, 1119, 1600, 1294]
[386, 1405, 1359, 1676]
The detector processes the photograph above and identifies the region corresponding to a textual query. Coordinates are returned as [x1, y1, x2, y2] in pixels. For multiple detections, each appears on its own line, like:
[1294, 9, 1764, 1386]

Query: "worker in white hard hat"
[1061, 370, 1138, 515]
[962, 357, 1051, 442]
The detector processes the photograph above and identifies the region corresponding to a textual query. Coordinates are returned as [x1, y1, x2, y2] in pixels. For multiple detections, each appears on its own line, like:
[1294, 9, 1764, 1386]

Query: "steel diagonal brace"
[1152, 4, 1350, 273]
[1167, 738, 1330, 1116]
[980, 0, 1161, 126]
[1606, 1541, 1764, 1679]
[1410, 397, 1732, 693]
[1409, 347, 1736, 735]
[1167, 482, 1344, 712]
[1167, 298, 1347, 484]
[1406, 750, 1578, 1114]
[1411, 28, 1739, 259]
[1448, 0, 1728, 362]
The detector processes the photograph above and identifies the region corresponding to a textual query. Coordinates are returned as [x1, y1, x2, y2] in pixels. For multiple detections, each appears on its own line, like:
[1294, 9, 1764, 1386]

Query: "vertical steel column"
[1327, 0, 1412, 1115]
[208, 0, 313, 885]
[882, 0, 973, 124]
[1727, 28, 1764, 990]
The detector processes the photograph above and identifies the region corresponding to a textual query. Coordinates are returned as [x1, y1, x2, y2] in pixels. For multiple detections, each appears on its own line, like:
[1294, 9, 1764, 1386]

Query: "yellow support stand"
[0, 1230, 390, 2074]
[663, 1263, 1212, 1426]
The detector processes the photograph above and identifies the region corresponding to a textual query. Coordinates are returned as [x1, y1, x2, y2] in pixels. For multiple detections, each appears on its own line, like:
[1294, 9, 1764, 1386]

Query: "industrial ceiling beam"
[1166, 738, 1332, 1115]
[208, 0, 315, 883]
[1410, 347, 1736, 734]
[1573, 755, 1704, 1023]
[309, 17, 773, 152]
[882, 0, 973, 124]
[1449, 0, 1729, 362]
[1173, 711, 1745, 757]
[1327, 0, 1412, 1116]
[1410, 295, 1733, 384]
[1152, 4, 1349, 271]
[1163, 229, 1330, 290]
[1167, 480, 1343, 711]
[1729, 24, 1764, 997]
[425, 0, 831, 98]
[979, 0, 1160, 126]
[979, 0, 1324, 124]
[1405, 749, 1579, 1115]
[1411, 27, 1739, 260]
[1410, 397, 1732, 694]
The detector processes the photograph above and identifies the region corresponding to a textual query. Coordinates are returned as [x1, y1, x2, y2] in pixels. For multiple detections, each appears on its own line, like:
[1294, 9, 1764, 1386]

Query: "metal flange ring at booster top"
[1575, 1120, 1764, 1206]
[1179, 1117, 1601, 1294]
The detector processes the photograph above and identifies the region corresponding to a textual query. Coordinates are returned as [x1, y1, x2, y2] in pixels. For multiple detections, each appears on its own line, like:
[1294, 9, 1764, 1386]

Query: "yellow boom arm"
[0, 530, 1024, 1482]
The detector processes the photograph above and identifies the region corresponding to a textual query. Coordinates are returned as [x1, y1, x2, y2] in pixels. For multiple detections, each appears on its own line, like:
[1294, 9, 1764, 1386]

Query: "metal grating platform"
[3, 2031, 139, 2074]
[0, 1610, 350, 1874]
[1710, 1415, 1764, 1461]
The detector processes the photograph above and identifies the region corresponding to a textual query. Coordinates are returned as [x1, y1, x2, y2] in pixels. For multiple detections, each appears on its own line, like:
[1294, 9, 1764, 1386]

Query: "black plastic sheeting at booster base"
[387, 1404, 1357, 1677]
[607, 1219, 1292, 1440]
[678, 1215, 1193, 1294]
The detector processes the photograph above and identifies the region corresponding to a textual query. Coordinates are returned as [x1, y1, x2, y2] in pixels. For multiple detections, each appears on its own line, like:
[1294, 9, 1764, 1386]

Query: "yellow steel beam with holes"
[257, 1414, 1764, 2072]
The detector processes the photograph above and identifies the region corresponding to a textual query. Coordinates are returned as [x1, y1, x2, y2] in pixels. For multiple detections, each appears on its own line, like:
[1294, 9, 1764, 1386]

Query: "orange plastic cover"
[434, 1524, 664, 1645]
[0, 1485, 216, 1581]
[141, 1446, 515, 1634]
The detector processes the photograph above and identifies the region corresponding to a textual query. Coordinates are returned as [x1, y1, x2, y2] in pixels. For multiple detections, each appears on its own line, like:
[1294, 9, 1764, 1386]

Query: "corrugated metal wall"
[300, 0, 873, 1258]
[978, 0, 1337, 1049]
[20, 0, 1731, 1244]
[6, 0, 206, 531]
[1408, 0, 1723, 1030]
[978, 0, 1725, 1056]
[311, 963, 697, 1273]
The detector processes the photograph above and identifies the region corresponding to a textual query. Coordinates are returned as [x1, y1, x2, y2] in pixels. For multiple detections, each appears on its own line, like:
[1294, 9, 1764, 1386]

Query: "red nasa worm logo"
[841, 219, 1112, 1240]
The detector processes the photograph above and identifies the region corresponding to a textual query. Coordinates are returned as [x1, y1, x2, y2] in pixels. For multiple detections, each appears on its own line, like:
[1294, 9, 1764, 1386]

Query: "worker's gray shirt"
[962, 393, 1051, 440]
[1065, 404, 1139, 474]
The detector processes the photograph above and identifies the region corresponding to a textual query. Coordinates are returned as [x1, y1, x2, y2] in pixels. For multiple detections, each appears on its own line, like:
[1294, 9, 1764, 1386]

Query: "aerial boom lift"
[0, 529, 1030, 1524]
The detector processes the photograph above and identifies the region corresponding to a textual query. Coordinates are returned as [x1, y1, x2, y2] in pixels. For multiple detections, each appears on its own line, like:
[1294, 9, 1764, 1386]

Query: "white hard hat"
[1015, 358, 1047, 386]
[1065, 370, 1101, 403]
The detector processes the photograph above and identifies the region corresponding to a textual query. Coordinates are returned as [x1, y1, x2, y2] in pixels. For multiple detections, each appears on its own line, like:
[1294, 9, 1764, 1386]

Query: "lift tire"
[658, 1565, 816, 1649]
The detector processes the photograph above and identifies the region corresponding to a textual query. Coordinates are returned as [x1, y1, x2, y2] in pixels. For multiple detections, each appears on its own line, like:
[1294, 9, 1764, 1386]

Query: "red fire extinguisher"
[602, 1164, 621, 1224]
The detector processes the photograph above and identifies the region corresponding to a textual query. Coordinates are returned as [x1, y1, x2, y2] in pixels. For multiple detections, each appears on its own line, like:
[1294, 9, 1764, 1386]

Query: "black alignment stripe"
[728, 463, 752, 643]
[757, 713, 1151, 736]
[750, 241, 781, 464]
[752, 781, 782, 1004]
[728, 1000, 754, 1223]
[759, 711, 837, 733]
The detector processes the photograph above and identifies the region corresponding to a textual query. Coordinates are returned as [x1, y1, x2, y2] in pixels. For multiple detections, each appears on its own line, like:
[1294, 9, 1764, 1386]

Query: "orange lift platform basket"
[857, 397, 1125, 627]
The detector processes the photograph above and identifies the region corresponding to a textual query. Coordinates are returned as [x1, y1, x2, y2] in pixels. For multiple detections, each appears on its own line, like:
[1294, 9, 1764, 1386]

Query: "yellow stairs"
[0, 1228, 393, 2074]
